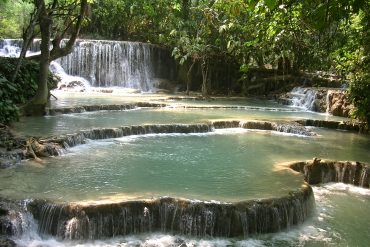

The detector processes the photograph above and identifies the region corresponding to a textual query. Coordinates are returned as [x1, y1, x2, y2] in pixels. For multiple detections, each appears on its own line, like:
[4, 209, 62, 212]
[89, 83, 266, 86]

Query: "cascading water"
[0, 39, 177, 92]
[289, 87, 318, 111]
[56, 39, 176, 91]
[49, 61, 91, 92]
[0, 39, 22, 57]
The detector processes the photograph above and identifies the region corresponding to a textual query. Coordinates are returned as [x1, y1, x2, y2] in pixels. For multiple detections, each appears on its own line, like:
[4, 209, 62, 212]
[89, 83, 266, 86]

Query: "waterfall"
[26, 120, 316, 159]
[0, 39, 177, 92]
[27, 187, 314, 240]
[288, 159, 370, 188]
[0, 39, 21, 57]
[56, 39, 176, 91]
[49, 61, 91, 92]
[289, 87, 318, 110]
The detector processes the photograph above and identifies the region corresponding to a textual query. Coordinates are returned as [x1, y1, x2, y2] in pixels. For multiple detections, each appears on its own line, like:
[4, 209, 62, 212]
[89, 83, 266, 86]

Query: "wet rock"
[30, 139, 62, 157]
[0, 239, 16, 247]
[0, 158, 18, 169]
[288, 158, 370, 187]
[47, 103, 166, 115]
[238, 120, 316, 136]
[296, 119, 367, 132]
[212, 120, 241, 129]
[29, 185, 314, 239]
[241, 120, 274, 130]
[278, 87, 328, 112]
[273, 122, 316, 136]
[327, 90, 354, 117]
[154, 78, 180, 93]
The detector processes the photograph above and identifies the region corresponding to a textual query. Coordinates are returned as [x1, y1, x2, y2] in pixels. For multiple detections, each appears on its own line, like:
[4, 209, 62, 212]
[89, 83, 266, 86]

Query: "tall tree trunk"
[186, 60, 195, 95]
[23, 0, 50, 116]
[23, 0, 87, 116]
[201, 58, 209, 96]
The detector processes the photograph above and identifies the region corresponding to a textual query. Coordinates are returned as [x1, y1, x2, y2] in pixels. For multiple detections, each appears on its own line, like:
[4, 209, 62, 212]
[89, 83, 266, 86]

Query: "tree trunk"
[23, 0, 50, 116]
[23, 0, 87, 116]
[186, 60, 195, 95]
[201, 58, 209, 96]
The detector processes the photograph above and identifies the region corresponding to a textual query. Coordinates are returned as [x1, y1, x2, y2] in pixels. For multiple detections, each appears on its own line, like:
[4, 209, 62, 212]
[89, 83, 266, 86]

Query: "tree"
[20, 0, 88, 116]
[0, 0, 32, 38]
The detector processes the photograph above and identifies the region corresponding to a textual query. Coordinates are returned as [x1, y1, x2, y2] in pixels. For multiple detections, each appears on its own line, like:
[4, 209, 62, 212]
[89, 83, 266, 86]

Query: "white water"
[49, 61, 91, 92]
[12, 184, 370, 247]
[0, 39, 21, 57]
[0, 39, 176, 92]
[289, 87, 318, 111]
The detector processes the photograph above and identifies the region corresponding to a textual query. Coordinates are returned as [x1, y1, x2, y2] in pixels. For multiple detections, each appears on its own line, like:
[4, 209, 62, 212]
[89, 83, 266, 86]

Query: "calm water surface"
[3, 92, 370, 246]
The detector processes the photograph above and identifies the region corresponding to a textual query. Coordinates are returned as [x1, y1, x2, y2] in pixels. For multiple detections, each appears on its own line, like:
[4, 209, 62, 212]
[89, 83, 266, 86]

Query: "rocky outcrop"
[279, 87, 355, 117]
[327, 90, 354, 117]
[0, 239, 16, 247]
[278, 87, 328, 112]
[287, 158, 370, 187]
[28, 184, 314, 239]
[213, 120, 316, 136]
[0, 199, 33, 239]
[0, 125, 26, 168]
[296, 119, 368, 133]
[46, 102, 166, 115]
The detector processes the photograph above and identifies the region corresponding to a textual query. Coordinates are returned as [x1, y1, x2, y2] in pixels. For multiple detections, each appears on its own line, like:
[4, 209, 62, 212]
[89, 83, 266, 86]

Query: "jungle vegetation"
[0, 0, 369, 124]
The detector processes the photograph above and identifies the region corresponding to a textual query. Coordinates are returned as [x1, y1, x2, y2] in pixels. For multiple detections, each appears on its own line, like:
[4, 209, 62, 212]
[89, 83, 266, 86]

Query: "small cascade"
[31, 121, 316, 158]
[0, 39, 39, 57]
[0, 200, 39, 239]
[295, 119, 364, 132]
[289, 87, 318, 110]
[55, 123, 213, 148]
[49, 61, 91, 92]
[279, 87, 330, 112]
[212, 120, 316, 136]
[288, 159, 370, 188]
[0, 39, 21, 57]
[3, 121, 317, 163]
[47, 102, 165, 115]
[27, 186, 314, 239]
[56, 39, 176, 91]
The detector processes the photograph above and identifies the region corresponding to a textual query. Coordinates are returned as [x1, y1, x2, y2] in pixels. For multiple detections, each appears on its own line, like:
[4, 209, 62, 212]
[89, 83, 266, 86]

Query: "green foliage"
[2, 0, 368, 120]
[87, 0, 181, 43]
[85, 0, 370, 99]
[0, 57, 57, 124]
[348, 2, 370, 124]
[350, 74, 370, 123]
[0, 75, 19, 124]
[0, 0, 32, 38]
[0, 57, 39, 124]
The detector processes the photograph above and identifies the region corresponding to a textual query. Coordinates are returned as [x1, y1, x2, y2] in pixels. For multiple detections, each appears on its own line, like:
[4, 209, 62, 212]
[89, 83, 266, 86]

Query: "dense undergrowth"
[0, 57, 56, 124]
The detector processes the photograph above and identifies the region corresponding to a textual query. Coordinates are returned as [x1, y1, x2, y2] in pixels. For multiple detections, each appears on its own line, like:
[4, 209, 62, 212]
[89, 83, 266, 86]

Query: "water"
[0, 39, 176, 91]
[11, 185, 370, 247]
[49, 62, 91, 92]
[1, 38, 370, 246]
[289, 87, 319, 111]
[12, 94, 344, 137]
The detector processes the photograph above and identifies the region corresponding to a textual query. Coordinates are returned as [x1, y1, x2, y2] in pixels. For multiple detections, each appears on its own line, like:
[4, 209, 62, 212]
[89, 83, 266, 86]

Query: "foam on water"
[289, 87, 319, 111]
[50, 61, 91, 92]
[8, 182, 370, 246]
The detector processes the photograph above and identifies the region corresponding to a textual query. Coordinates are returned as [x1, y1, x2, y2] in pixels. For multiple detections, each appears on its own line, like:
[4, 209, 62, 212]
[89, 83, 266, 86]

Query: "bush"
[0, 57, 57, 125]
[0, 75, 19, 124]
[349, 74, 370, 124]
